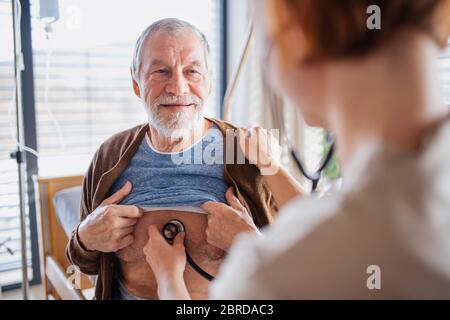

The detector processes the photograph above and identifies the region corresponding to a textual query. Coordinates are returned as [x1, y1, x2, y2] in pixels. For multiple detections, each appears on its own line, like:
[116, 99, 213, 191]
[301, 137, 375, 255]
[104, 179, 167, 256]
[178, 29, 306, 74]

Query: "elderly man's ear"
[130, 67, 141, 98]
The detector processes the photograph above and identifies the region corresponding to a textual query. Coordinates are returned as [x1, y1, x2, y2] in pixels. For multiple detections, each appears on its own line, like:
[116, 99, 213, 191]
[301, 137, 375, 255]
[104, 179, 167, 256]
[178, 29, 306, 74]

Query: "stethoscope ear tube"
[219, 18, 335, 193]
[267, 80, 335, 193]
[290, 141, 335, 193]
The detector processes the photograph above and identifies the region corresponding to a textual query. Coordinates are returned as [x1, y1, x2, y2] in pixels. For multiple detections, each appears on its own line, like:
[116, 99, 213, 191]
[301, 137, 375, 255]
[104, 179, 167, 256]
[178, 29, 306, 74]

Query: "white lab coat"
[210, 118, 450, 299]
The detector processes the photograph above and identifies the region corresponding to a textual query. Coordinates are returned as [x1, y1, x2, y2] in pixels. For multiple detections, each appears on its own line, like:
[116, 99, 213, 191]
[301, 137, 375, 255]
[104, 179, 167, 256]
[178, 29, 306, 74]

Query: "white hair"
[131, 18, 212, 83]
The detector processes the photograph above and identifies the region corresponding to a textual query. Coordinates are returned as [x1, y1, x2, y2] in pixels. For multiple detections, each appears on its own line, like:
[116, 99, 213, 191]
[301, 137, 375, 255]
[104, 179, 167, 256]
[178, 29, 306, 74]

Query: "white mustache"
[154, 95, 201, 106]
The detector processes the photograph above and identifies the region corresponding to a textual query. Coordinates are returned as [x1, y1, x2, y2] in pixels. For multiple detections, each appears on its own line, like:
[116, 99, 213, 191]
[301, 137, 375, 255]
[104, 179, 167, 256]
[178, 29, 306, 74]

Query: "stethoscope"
[162, 219, 215, 281]
[291, 142, 335, 193]
[266, 71, 336, 193]
[222, 21, 335, 193]
[276, 114, 335, 193]
[281, 117, 336, 193]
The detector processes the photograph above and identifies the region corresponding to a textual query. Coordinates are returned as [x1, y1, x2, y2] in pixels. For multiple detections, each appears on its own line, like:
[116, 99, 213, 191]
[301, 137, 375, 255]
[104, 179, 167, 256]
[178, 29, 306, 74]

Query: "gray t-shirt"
[109, 124, 229, 214]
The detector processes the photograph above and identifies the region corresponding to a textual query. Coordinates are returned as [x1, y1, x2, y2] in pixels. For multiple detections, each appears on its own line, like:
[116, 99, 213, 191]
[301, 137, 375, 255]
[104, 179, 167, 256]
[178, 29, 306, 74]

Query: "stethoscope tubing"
[163, 220, 215, 282]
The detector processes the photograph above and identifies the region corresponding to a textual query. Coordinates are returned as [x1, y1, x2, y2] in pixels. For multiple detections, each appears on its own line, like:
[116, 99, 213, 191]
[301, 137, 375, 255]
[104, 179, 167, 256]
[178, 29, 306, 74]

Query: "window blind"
[31, 0, 223, 176]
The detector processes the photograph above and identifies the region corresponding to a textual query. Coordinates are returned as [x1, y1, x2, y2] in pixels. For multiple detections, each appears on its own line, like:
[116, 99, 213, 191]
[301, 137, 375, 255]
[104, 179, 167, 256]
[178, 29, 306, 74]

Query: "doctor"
[143, 0, 450, 299]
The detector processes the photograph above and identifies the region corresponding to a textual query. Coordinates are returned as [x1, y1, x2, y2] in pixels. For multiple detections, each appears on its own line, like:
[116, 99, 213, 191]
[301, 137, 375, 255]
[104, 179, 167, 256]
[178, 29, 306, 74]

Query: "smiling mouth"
[160, 104, 195, 108]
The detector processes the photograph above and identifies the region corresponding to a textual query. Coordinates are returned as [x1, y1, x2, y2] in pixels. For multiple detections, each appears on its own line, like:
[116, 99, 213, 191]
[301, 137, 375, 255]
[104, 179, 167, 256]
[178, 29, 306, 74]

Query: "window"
[31, 0, 224, 177]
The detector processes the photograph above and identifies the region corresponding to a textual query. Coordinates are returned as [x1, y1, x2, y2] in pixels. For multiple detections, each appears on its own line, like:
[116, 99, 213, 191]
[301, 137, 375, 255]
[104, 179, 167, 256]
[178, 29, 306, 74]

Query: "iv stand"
[10, 0, 30, 300]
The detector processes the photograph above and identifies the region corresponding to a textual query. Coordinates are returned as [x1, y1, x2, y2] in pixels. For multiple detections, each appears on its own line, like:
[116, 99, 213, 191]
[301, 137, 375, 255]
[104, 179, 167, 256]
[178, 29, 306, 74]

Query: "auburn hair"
[266, 0, 450, 63]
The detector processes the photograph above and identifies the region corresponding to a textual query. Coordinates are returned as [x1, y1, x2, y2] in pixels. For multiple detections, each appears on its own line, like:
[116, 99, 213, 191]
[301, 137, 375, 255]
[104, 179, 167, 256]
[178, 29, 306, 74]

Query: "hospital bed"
[35, 175, 95, 300]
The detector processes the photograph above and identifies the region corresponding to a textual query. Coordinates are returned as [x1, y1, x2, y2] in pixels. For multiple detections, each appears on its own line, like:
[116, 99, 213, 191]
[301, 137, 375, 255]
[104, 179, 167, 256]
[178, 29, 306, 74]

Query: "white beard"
[145, 102, 204, 139]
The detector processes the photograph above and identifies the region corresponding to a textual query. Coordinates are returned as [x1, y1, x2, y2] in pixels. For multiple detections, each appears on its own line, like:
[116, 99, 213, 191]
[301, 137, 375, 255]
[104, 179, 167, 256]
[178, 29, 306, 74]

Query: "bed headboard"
[35, 175, 94, 300]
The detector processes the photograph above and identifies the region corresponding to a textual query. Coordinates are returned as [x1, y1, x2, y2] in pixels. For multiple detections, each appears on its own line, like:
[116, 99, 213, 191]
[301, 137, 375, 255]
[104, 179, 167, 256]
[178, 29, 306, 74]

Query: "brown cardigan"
[66, 118, 277, 300]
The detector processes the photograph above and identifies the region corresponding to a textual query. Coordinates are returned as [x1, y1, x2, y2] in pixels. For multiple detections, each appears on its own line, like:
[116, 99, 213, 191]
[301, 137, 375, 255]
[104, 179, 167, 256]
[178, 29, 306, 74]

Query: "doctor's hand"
[77, 181, 143, 253]
[202, 187, 260, 252]
[238, 127, 282, 175]
[143, 225, 190, 300]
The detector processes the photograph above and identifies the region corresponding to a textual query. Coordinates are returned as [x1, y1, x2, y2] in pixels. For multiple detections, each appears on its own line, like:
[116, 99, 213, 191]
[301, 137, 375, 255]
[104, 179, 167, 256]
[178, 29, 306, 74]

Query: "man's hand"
[77, 181, 143, 253]
[202, 187, 260, 252]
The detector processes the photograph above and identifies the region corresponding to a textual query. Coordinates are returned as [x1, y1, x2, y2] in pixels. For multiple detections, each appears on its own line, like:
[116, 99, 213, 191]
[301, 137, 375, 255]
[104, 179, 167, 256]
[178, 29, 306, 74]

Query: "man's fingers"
[225, 187, 252, 219]
[203, 199, 247, 219]
[117, 234, 134, 249]
[114, 216, 138, 228]
[113, 205, 143, 219]
[116, 226, 134, 238]
[225, 187, 242, 210]
[102, 181, 132, 205]
[201, 201, 226, 215]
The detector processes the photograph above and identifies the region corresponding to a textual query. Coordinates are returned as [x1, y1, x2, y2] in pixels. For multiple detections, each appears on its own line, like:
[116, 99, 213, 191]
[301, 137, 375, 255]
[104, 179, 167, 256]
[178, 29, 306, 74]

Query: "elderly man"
[66, 18, 279, 300]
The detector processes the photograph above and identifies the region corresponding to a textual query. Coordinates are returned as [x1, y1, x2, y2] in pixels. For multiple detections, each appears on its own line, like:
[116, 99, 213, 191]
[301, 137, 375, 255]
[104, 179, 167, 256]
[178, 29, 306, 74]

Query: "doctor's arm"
[144, 225, 191, 300]
[238, 127, 304, 209]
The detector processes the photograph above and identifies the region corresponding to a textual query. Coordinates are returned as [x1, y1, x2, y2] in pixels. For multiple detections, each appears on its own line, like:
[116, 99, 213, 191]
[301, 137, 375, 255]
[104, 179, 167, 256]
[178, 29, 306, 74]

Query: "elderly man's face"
[132, 29, 212, 137]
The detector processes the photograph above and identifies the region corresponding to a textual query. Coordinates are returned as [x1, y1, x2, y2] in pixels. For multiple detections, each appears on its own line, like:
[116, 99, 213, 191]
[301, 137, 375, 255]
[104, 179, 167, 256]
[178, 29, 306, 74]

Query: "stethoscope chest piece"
[162, 219, 185, 242]
[160, 219, 215, 282]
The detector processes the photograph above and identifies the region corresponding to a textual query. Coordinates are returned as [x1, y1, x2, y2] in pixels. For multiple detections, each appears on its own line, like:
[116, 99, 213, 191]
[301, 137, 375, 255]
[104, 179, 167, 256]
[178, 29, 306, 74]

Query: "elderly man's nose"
[166, 73, 189, 95]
